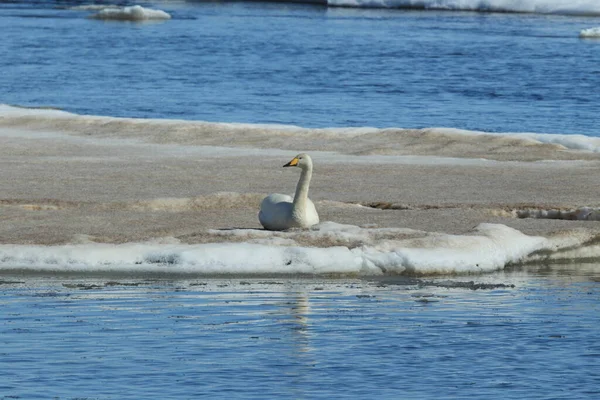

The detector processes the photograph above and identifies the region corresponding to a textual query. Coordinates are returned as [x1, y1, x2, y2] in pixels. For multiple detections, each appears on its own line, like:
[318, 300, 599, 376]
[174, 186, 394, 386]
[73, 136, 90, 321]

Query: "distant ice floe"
[88, 5, 171, 21]
[580, 27, 600, 38]
[327, 0, 600, 16]
[1, 222, 598, 276]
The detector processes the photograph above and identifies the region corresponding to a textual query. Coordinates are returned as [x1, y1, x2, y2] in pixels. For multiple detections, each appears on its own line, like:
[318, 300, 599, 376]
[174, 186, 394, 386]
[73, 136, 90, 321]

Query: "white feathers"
[259, 154, 320, 231]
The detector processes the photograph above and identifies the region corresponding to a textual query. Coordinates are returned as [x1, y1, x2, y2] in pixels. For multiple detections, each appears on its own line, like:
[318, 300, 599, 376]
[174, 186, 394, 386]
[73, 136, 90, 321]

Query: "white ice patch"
[89, 5, 171, 21]
[580, 27, 600, 38]
[327, 0, 600, 16]
[434, 127, 600, 153]
[0, 104, 74, 118]
[517, 207, 600, 221]
[513, 132, 600, 153]
[1, 223, 586, 276]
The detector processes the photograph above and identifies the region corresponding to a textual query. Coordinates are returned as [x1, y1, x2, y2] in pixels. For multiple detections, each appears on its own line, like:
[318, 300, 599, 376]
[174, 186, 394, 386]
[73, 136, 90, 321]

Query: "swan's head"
[283, 153, 312, 169]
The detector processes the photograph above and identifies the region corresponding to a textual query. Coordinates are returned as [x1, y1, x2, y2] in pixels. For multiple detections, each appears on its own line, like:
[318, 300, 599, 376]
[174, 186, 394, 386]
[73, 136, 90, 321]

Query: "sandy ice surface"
[1, 109, 599, 247]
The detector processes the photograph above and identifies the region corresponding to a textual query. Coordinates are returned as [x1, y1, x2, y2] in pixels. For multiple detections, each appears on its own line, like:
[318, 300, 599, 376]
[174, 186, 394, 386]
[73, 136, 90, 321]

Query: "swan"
[258, 153, 320, 231]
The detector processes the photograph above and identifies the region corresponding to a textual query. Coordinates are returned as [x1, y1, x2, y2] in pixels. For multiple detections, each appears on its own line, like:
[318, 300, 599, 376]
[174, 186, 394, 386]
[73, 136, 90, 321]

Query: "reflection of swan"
[259, 153, 319, 231]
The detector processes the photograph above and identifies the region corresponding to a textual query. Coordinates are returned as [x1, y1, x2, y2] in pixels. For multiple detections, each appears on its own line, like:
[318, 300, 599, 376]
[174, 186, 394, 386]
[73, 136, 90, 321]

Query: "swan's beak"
[283, 157, 299, 167]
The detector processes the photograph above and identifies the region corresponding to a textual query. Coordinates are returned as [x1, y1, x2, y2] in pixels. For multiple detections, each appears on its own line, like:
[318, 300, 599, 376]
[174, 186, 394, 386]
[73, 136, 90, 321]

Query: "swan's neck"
[292, 166, 312, 214]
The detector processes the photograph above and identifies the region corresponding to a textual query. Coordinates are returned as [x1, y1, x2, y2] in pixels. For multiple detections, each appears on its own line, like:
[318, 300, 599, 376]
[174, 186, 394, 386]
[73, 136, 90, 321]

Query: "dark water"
[1, 1, 599, 135]
[1, 266, 599, 399]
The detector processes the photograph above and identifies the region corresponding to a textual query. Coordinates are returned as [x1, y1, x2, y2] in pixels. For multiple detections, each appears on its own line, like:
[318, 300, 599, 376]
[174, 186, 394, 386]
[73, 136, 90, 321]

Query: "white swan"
[259, 153, 320, 231]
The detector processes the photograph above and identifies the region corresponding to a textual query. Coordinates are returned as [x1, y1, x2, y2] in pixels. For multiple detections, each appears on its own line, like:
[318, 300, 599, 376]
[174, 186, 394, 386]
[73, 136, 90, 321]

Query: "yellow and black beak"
[283, 157, 299, 167]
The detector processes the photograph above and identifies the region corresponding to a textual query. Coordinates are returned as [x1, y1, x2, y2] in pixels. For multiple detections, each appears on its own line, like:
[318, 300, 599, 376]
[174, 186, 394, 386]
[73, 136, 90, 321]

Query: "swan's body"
[259, 153, 319, 231]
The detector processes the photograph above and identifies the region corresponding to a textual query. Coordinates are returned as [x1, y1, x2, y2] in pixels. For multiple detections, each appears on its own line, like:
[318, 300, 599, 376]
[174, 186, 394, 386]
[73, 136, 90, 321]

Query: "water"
[0, 1, 599, 135]
[1, 267, 599, 399]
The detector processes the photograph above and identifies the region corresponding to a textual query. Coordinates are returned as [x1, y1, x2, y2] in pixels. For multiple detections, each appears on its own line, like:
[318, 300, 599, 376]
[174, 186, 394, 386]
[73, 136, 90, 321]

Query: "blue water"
[1, 268, 599, 399]
[1, 1, 599, 135]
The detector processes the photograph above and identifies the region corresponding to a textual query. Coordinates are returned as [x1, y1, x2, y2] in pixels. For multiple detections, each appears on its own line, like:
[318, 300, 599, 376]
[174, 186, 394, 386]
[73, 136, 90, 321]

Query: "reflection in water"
[290, 292, 313, 352]
[283, 291, 316, 398]
[0, 272, 598, 399]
